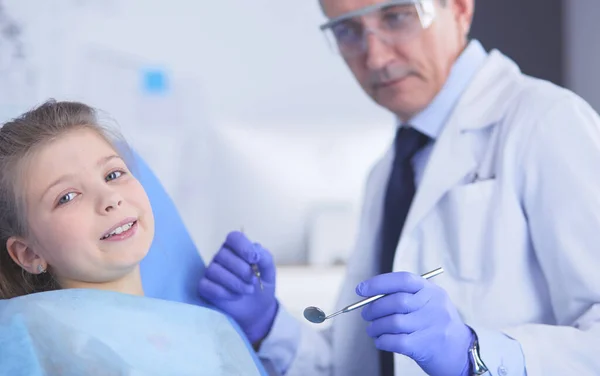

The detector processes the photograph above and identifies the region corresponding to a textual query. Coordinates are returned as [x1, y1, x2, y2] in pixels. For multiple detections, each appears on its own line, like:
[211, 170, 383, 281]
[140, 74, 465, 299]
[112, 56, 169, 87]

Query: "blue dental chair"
[132, 150, 206, 305]
[131, 151, 268, 375]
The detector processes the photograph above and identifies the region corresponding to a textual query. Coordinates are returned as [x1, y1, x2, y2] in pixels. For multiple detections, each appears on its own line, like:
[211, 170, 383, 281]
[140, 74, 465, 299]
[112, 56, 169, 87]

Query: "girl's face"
[10, 128, 154, 291]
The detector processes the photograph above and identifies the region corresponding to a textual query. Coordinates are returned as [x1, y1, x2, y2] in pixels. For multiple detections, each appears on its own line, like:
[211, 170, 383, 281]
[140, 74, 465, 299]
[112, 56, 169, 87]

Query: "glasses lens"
[323, 20, 365, 56]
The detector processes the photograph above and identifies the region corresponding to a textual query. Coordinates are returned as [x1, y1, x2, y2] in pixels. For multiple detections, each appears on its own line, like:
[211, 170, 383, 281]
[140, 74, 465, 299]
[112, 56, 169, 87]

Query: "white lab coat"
[261, 50, 600, 376]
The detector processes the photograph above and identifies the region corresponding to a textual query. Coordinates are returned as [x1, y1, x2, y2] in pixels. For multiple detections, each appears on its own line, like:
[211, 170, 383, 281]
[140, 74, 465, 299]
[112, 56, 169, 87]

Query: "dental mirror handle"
[328, 267, 444, 318]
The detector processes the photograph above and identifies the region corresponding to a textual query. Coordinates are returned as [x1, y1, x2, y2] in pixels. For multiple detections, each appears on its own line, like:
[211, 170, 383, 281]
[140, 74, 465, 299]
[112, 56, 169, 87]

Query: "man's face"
[320, 0, 473, 121]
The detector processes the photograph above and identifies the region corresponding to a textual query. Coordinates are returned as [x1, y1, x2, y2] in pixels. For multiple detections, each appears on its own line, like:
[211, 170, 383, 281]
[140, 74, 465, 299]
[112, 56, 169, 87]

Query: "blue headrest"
[130, 151, 267, 375]
[130, 150, 206, 305]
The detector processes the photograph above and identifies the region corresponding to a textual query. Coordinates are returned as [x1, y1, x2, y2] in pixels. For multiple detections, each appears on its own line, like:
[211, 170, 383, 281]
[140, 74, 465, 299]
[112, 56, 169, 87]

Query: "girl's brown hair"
[0, 99, 130, 299]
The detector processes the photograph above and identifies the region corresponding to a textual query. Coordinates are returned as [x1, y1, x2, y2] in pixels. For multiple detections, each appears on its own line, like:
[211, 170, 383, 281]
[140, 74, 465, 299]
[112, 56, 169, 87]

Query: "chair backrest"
[130, 150, 206, 306]
[131, 151, 268, 375]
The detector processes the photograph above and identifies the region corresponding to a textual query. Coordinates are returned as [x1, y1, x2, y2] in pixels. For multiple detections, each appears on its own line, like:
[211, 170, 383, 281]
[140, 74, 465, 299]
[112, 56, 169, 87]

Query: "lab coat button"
[498, 366, 508, 376]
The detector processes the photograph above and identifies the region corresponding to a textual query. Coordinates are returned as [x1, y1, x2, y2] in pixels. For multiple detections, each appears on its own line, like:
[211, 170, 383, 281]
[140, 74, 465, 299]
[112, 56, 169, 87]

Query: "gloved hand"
[198, 231, 278, 345]
[357, 272, 474, 376]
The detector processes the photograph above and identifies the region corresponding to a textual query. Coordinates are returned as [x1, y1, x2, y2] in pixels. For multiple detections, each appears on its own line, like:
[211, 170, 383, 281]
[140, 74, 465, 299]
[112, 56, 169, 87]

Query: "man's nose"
[364, 32, 395, 70]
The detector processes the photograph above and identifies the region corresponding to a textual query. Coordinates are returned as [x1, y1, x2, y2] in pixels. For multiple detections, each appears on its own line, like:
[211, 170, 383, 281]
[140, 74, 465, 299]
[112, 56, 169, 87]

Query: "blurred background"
[0, 0, 598, 325]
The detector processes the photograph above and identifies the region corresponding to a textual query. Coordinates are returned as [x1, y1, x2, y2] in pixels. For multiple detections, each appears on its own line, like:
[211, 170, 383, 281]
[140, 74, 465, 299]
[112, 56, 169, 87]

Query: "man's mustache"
[369, 64, 415, 87]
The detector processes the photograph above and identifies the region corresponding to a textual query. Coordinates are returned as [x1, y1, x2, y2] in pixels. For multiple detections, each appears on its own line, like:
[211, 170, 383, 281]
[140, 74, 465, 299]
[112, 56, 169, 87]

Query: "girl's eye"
[58, 192, 77, 205]
[106, 170, 124, 182]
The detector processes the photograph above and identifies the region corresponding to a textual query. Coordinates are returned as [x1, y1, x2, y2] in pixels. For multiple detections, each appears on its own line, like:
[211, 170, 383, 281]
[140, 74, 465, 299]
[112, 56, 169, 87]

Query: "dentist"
[198, 0, 600, 375]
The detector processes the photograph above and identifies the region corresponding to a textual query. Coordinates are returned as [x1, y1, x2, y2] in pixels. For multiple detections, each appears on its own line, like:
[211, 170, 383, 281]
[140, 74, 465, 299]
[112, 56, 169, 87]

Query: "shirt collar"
[401, 39, 488, 139]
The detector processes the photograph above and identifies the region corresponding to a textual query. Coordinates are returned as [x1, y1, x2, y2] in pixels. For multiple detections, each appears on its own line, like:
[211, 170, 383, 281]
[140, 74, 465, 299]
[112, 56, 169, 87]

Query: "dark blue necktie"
[379, 126, 430, 376]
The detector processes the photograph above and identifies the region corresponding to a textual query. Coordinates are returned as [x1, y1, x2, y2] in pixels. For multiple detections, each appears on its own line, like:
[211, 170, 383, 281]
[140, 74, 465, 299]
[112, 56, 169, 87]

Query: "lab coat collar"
[398, 49, 524, 241]
[455, 51, 523, 131]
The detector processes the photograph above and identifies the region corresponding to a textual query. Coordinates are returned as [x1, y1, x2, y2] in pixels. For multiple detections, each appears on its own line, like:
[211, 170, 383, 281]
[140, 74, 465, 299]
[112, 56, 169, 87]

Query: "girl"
[0, 100, 265, 375]
[0, 100, 154, 298]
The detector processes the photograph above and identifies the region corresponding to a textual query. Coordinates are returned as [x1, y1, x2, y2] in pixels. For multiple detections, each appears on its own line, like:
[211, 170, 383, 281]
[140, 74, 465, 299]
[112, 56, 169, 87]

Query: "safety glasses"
[319, 0, 436, 58]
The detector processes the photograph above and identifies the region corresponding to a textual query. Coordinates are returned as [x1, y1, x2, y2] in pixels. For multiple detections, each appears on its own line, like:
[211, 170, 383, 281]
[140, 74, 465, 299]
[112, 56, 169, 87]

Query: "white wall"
[564, 1, 600, 112]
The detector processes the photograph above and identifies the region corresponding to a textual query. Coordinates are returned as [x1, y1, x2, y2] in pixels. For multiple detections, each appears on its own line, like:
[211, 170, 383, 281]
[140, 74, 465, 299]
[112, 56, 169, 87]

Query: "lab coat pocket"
[440, 180, 496, 282]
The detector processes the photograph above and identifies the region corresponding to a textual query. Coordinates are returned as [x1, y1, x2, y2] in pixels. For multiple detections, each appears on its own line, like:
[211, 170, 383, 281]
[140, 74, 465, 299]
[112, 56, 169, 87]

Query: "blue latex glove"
[357, 272, 474, 376]
[198, 231, 278, 345]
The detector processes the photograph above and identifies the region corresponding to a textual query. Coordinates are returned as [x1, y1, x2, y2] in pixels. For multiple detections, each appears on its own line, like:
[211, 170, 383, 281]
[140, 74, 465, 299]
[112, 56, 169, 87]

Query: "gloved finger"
[361, 290, 430, 321]
[213, 246, 255, 283]
[223, 231, 260, 264]
[204, 262, 255, 295]
[254, 242, 276, 283]
[198, 277, 242, 301]
[356, 272, 425, 297]
[366, 311, 425, 338]
[374, 333, 416, 358]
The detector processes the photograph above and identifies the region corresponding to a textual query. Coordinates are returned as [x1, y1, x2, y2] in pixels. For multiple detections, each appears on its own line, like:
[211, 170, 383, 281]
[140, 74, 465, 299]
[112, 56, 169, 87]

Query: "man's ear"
[451, 0, 475, 36]
[6, 237, 46, 275]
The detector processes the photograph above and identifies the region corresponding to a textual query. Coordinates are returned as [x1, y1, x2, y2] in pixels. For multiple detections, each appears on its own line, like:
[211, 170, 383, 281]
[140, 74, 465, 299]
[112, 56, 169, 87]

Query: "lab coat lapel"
[400, 51, 522, 240]
[401, 113, 477, 237]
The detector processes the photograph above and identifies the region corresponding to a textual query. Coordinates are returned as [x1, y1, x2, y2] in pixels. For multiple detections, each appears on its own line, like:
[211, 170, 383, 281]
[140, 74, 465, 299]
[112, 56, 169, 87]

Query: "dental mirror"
[303, 267, 444, 324]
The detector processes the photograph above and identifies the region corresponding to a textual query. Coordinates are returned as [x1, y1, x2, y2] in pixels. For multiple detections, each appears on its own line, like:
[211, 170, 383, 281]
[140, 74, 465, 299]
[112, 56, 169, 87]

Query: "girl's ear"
[6, 237, 47, 274]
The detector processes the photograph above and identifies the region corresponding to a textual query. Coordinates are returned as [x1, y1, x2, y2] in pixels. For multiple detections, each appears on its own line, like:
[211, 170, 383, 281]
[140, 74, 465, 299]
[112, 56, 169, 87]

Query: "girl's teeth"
[112, 223, 132, 235]
[104, 222, 134, 239]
